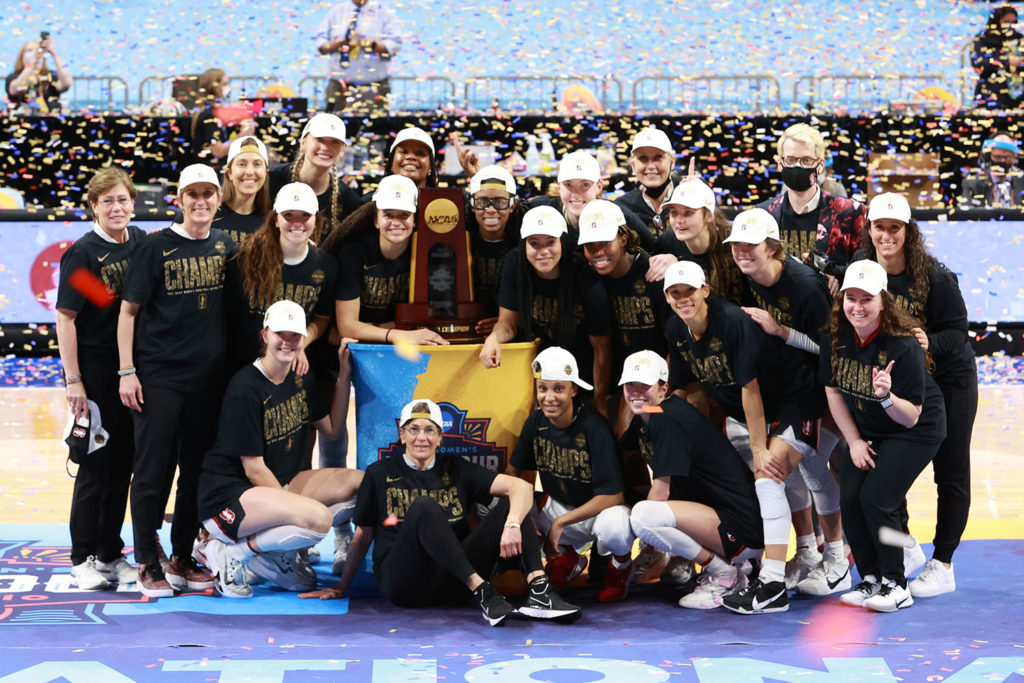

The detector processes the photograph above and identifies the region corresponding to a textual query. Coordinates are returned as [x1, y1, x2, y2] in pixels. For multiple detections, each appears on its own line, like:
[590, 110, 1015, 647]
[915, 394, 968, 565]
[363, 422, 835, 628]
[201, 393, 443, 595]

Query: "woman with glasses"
[55, 167, 143, 591]
[300, 398, 582, 626]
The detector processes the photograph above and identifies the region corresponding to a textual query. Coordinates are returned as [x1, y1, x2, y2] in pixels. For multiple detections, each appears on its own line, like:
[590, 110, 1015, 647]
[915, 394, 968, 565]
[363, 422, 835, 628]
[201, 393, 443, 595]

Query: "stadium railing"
[67, 76, 130, 112]
[793, 74, 958, 113]
[631, 75, 781, 114]
[297, 75, 458, 113]
[462, 76, 624, 113]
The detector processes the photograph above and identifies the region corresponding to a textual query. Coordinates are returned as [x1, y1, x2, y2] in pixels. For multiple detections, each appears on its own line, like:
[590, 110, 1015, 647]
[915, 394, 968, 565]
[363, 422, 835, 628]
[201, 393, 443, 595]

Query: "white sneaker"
[677, 569, 737, 610]
[864, 580, 913, 612]
[909, 559, 955, 598]
[631, 541, 668, 583]
[796, 558, 852, 596]
[191, 532, 210, 568]
[248, 550, 316, 592]
[785, 547, 823, 590]
[94, 556, 138, 585]
[661, 555, 695, 587]
[71, 557, 110, 590]
[904, 538, 926, 577]
[207, 539, 252, 599]
[839, 575, 880, 606]
[306, 546, 321, 564]
[332, 524, 353, 576]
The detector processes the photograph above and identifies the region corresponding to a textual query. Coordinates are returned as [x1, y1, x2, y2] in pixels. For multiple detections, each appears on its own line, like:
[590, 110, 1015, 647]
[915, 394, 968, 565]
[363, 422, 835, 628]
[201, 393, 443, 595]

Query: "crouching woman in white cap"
[300, 398, 582, 626]
[624, 351, 764, 610]
[507, 347, 635, 603]
[821, 260, 945, 612]
[196, 300, 363, 598]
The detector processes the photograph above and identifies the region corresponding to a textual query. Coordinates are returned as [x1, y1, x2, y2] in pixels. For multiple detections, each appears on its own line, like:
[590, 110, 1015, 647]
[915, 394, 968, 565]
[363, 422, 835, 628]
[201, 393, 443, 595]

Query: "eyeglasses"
[403, 425, 441, 437]
[99, 197, 133, 208]
[779, 156, 821, 169]
[470, 196, 512, 211]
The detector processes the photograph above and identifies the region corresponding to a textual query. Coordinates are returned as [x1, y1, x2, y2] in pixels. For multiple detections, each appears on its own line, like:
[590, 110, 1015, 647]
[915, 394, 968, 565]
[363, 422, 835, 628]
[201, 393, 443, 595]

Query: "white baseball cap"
[841, 259, 888, 296]
[520, 205, 568, 239]
[631, 127, 673, 154]
[532, 346, 593, 391]
[274, 182, 318, 215]
[400, 398, 444, 429]
[663, 260, 707, 291]
[373, 174, 418, 213]
[263, 299, 308, 335]
[557, 150, 601, 184]
[301, 112, 346, 142]
[618, 350, 669, 386]
[724, 208, 780, 244]
[469, 165, 516, 195]
[178, 164, 221, 194]
[226, 136, 269, 165]
[868, 192, 911, 224]
[577, 199, 625, 245]
[664, 178, 715, 212]
[390, 127, 435, 154]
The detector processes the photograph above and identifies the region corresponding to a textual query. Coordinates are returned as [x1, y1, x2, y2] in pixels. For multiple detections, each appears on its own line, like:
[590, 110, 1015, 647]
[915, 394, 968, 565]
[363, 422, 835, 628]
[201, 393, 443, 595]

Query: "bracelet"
[64, 374, 82, 384]
[385, 329, 391, 343]
[117, 366, 137, 377]
[503, 521, 521, 529]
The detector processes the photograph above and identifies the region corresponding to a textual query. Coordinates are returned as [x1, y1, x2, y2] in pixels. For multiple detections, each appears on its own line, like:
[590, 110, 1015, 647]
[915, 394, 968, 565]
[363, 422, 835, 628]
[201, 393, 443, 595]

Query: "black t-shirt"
[775, 195, 822, 262]
[599, 252, 670, 375]
[122, 227, 234, 392]
[336, 229, 410, 325]
[621, 396, 763, 547]
[883, 264, 976, 387]
[665, 297, 822, 423]
[746, 256, 832, 347]
[819, 328, 946, 444]
[191, 106, 225, 165]
[5, 71, 61, 111]
[56, 226, 146, 353]
[354, 454, 497, 566]
[198, 363, 328, 520]
[268, 163, 362, 227]
[653, 233, 749, 305]
[175, 204, 266, 247]
[224, 246, 339, 375]
[529, 196, 657, 253]
[615, 182, 674, 239]
[510, 404, 624, 509]
[469, 231, 514, 316]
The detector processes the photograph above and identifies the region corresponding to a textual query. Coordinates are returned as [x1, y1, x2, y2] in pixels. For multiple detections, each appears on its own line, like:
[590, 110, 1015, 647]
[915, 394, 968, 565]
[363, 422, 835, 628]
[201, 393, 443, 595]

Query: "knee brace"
[799, 454, 842, 516]
[593, 505, 634, 557]
[755, 478, 791, 546]
[784, 467, 812, 512]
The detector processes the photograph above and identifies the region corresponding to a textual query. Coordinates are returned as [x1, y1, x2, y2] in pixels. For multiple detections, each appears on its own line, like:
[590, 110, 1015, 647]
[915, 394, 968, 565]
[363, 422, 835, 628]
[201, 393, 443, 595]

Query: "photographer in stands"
[6, 34, 72, 114]
[960, 132, 1024, 207]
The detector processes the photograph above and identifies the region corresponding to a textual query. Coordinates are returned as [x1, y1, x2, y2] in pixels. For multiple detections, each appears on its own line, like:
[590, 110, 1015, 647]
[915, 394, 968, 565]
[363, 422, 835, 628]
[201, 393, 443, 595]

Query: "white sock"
[825, 540, 846, 563]
[796, 534, 816, 552]
[760, 558, 785, 584]
[702, 555, 732, 580]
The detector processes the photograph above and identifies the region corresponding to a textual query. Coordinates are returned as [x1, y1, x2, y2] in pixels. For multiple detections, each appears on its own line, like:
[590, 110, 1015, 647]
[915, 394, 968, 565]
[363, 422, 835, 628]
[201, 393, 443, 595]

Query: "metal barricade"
[793, 74, 957, 113]
[68, 76, 129, 112]
[463, 76, 623, 113]
[960, 39, 978, 108]
[632, 75, 780, 114]
[297, 75, 456, 112]
[137, 74, 277, 107]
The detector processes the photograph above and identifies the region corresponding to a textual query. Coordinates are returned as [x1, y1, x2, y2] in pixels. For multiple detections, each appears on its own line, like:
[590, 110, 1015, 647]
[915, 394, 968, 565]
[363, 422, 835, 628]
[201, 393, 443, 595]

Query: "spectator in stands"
[758, 123, 865, 294]
[315, 0, 401, 117]
[971, 5, 1024, 109]
[960, 132, 1024, 206]
[190, 68, 255, 165]
[6, 35, 72, 114]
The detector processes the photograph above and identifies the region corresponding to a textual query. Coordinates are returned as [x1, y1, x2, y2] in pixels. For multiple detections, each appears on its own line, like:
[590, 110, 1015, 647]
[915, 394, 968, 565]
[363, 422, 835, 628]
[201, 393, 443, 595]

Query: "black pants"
[129, 383, 220, 565]
[376, 496, 543, 607]
[324, 78, 390, 116]
[841, 437, 939, 586]
[931, 376, 977, 563]
[69, 351, 134, 566]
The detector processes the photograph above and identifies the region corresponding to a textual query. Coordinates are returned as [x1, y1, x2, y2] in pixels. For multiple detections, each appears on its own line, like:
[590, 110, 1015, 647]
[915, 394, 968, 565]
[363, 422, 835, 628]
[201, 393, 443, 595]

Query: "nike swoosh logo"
[363, 264, 376, 271]
[163, 248, 179, 257]
[385, 476, 401, 483]
[97, 252, 111, 262]
[530, 596, 552, 608]
[751, 589, 785, 611]
[827, 566, 850, 590]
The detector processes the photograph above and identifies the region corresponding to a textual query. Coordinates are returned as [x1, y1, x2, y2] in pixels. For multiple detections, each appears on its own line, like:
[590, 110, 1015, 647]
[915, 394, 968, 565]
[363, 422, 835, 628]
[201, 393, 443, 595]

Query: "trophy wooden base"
[394, 302, 490, 342]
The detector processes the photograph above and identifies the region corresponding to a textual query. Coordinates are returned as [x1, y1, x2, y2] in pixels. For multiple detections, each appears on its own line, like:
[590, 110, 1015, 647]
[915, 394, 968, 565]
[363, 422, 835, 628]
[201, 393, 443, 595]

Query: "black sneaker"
[473, 580, 514, 626]
[722, 576, 789, 615]
[518, 577, 582, 623]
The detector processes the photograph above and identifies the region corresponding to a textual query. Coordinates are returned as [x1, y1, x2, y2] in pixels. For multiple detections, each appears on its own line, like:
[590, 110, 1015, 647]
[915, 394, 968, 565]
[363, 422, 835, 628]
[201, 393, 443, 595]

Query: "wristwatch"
[879, 393, 893, 409]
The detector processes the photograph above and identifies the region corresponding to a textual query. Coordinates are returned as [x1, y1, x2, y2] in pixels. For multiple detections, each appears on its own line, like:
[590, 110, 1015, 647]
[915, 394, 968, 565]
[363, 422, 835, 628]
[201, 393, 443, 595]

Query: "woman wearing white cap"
[662, 260, 823, 614]
[820, 260, 946, 612]
[117, 163, 234, 598]
[726, 208, 849, 597]
[658, 178, 747, 305]
[334, 174, 447, 346]
[386, 126, 438, 189]
[479, 205, 612, 413]
[56, 167, 145, 591]
[507, 347, 635, 603]
[623, 351, 765, 610]
[196, 300, 363, 598]
[269, 113, 361, 241]
[300, 398, 582, 626]
[466, 165, 524, 333]
[614, 127, 678, 238]
[860, 192, 977, 600]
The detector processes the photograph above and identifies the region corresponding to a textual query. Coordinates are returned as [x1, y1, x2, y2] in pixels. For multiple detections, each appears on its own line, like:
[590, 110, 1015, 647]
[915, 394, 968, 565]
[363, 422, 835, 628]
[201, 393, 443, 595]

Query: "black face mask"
[781, 165, 817, 192]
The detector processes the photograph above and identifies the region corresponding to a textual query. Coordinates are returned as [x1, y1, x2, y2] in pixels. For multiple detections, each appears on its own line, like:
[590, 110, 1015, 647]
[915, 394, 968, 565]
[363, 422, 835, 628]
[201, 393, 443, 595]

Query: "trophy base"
[394, 302, 490, 342]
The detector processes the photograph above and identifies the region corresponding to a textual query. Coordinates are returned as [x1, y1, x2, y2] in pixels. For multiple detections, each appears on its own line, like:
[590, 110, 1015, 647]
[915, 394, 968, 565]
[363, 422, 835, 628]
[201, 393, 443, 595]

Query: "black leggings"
[375, 496, 543, 607]
[841, 437, 939, 586]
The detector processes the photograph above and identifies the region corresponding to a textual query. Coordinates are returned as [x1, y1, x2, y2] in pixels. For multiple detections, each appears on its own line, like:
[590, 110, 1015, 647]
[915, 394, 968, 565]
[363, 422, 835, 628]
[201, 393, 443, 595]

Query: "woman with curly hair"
[859, 192, 977, 600]
[820, 259, 946, 613]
